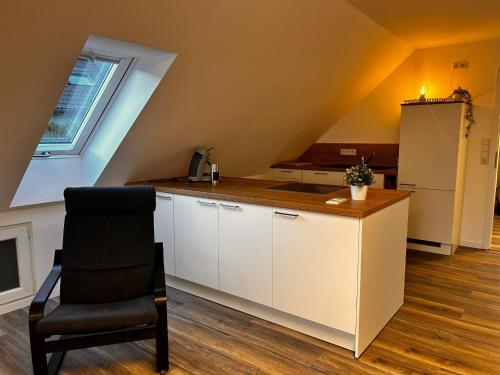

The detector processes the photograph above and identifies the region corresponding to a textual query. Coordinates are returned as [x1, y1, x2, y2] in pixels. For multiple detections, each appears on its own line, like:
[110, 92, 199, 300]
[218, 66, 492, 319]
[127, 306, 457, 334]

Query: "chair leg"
[47, 351, 66, 375]
[29, 330, 48, 375]
[155, 304, 169, 373]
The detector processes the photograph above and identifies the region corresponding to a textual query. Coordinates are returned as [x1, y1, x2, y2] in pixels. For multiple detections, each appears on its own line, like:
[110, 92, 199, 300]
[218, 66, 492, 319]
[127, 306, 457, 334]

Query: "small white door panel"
[154, 193, 175, 275]
[219, 201, 273, 306]
[0, 225, 33, 306]
[173, 195, 219, 289]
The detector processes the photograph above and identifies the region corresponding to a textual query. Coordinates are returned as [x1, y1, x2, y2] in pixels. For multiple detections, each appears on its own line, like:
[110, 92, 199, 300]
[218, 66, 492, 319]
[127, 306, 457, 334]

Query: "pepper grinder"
[211, 163, 220, 185]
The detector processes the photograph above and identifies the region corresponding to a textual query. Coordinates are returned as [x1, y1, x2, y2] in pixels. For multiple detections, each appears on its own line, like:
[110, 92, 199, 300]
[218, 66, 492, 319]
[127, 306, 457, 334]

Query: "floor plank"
[0, 247, 499, 374]
[490, 216, 500, 252]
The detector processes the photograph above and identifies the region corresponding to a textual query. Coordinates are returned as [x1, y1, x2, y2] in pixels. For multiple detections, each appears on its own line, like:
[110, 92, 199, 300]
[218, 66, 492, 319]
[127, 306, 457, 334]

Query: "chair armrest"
[29, 249, 62, 323]
[154, 242, 167, 306]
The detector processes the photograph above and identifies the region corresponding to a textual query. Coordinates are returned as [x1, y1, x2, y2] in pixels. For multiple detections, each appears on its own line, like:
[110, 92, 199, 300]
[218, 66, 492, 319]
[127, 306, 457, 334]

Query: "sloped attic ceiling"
[346, 0, 500, 48]
[0, 0, 411, 211]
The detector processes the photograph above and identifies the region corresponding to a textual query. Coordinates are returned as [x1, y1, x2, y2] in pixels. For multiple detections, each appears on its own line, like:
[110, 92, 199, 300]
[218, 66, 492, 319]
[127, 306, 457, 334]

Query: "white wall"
[319, 39, 500, 249]
[0, 204, 65, 313]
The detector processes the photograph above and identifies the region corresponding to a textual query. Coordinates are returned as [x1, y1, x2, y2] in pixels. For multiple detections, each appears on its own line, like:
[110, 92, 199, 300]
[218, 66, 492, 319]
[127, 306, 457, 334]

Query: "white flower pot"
[350, 185, 368, 201]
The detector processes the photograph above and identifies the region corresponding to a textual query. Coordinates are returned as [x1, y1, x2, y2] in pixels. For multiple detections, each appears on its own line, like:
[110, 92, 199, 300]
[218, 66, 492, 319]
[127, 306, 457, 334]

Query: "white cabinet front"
[173, 195, 219, 289]
[399, 187, 455, 244]
[302, 170, 344, 186]
[399, 104, 464, 190]
[272, 208, 359, 333]
[219, 201, 273, 306]
[272, 168, 302, 182]
[372, 174, 384, 189]
[154, 193, 175, 275]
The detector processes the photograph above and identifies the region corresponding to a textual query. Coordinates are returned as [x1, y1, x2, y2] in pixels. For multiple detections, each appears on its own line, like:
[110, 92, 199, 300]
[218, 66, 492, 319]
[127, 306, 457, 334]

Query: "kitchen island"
[134, 177, 410, 357]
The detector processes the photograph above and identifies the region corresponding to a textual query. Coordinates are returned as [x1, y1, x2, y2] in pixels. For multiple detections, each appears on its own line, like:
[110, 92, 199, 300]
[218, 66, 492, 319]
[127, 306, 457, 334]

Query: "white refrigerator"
[398, 102, 468, 255]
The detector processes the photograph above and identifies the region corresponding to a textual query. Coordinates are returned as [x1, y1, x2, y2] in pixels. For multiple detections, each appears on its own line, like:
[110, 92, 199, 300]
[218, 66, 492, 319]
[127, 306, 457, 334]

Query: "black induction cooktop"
[267, 182, 345, 195]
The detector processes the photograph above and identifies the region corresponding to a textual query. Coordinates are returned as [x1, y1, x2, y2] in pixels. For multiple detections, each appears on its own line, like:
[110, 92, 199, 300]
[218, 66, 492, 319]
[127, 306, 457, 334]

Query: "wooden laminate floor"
[1, 248, 499, 375]
[491, 216, 500, 252]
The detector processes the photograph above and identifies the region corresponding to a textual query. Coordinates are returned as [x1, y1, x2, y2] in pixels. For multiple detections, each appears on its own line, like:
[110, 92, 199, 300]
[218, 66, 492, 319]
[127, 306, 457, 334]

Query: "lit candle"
[419, 85, 427, 101]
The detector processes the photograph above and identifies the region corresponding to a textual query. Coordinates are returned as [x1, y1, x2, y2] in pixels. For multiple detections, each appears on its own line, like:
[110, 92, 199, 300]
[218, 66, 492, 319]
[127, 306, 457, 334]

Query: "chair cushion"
[36, 296, 157, 335]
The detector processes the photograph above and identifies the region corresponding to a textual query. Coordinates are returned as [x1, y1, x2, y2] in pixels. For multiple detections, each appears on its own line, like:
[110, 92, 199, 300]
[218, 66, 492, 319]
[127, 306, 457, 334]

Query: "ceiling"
[347, 0, 500, 48]
[0, 0, 411, 211]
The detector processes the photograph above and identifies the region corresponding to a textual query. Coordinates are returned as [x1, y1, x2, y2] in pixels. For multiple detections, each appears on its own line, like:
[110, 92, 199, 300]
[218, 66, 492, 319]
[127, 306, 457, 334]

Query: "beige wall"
[0, 0, 411, 211]
[319, 39, 500, 248]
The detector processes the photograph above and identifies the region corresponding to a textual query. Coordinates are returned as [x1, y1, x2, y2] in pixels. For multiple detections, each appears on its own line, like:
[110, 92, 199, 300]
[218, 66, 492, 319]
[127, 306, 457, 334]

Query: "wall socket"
[340, 148, 357, 156]
[452, 61, 469, 70]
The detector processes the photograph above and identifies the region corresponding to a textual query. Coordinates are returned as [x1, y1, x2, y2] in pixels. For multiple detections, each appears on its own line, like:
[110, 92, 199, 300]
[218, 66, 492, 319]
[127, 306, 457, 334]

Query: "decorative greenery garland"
[449, 87, 474, 138]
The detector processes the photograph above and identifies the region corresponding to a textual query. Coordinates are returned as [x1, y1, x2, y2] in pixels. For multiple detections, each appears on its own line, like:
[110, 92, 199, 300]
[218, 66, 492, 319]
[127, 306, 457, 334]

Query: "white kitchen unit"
[173, 195, 219, 289]
[371, 173, 384, 189]
[272, 168, 302, 182]
[302, 170, 344, 185]
[269, 168, 384, 188]
[273, 208, 359, 333]
[154, 192, 175, 275]
[398, 102, 467, 255]
[153, 179, 410, 358]
[219, 200, 273, 306]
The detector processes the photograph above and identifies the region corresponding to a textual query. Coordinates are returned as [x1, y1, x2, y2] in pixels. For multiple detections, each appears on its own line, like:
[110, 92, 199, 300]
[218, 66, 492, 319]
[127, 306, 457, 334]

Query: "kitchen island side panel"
[355, 197, 409, 357]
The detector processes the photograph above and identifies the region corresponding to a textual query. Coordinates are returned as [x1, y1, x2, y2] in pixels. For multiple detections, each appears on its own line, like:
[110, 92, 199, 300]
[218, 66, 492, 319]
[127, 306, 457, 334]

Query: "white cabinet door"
[372, 174, 384, 189]
[272, 208, 360, 333]
[399, 187, 455, 244]
[399, 103, 465, 190]
[302, 170, 344, 185]
[219, 201, 273, 306]
[0, 225, 33, 305]
[272, 168, 302, 182]
[173, 195, 219, 289]
[154, 192, 175, 275]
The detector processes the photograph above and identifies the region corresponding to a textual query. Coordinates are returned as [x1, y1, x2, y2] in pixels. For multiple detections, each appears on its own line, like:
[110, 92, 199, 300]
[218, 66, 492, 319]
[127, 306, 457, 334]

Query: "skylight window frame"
[34, 53, 134, 157]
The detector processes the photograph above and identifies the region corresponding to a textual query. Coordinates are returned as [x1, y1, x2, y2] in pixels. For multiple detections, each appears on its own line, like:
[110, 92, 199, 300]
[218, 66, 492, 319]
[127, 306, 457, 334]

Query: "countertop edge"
[139, 180, 410, 219]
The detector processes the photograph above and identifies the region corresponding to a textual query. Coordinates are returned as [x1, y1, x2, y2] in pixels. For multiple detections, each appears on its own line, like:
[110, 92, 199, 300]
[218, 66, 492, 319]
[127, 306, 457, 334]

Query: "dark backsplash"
[296, 143, 399, 167]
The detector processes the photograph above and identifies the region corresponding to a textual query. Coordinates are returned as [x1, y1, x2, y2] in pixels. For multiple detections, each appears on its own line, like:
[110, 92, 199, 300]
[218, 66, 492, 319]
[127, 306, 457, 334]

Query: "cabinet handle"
[279, 170, 293, 173]
[274, 211, 299, 218]
[313, 172, 328, 175]
[220, 203, 240, 210]
[157, 195, 172, 200]
[198, 200, 217, 207]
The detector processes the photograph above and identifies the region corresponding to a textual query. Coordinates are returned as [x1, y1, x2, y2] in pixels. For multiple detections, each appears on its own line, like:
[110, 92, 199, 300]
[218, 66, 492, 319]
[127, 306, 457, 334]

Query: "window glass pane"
[39, 57, 117, 145]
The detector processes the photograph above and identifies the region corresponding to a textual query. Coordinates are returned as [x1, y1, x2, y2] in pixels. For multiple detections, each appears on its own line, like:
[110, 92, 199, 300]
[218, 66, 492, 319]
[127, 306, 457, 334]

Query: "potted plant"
[345, 163, 374, 201]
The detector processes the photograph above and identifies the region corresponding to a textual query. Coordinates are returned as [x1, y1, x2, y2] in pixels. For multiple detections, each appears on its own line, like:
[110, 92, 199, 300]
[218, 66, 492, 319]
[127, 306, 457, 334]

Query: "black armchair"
[28, 186, 169, 375]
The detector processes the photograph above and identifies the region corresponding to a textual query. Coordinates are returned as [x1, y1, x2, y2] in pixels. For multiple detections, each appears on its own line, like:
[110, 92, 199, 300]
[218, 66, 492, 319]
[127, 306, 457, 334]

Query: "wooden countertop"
[132, 177, 409, 218]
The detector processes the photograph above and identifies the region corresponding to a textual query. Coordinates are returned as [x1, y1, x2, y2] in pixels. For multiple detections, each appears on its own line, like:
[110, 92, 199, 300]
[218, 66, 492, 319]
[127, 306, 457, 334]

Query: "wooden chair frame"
[28, 243, 169, 375]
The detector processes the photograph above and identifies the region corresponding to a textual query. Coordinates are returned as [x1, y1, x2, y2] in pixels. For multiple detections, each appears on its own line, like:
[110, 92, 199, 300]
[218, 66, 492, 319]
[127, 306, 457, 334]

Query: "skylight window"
[35, 53, 132, 156]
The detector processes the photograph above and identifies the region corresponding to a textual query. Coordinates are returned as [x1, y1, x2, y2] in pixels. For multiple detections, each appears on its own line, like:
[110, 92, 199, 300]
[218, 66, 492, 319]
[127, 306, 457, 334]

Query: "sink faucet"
[362, 152, 375, 165]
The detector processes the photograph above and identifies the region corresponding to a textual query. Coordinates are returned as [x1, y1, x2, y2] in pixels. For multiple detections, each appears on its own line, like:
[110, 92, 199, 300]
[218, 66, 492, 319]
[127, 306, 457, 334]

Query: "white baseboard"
[0, 287, 60, 316]
[166, 275, 356, 353]
[459, 240, 484, 249]
[407, 242, 452, 255]
[0, 296, 33, 315]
